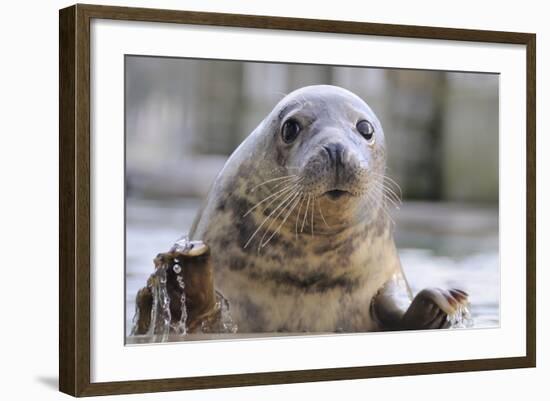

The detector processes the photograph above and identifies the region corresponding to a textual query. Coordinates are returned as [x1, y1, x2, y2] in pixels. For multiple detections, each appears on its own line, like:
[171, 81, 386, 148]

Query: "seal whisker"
[311, 195, 314, 236]
[295, 194, 306, 240]
[300, 195, 311, 233]
[295, 195, 306, 239]
[383, 176, 403, 198]
[258, 190, 301, 249]
[318, 198, 330, 228]
[370, 175, 402, 203]
[299, 94, 308, 108]
[243, 182, 299, 217]
[244, 189, 300, 249]
[370, 180, 402, 208]
[373, 170, 401, 186]
[382, 207, 396, 227]
[383, 194, 401, 211]
[364, 188, 376, 217]
[269, 176, 302, 192]
[379, 183, 402, 205]
[371, 172, 403, 199]
[382, 183, 402, 202]
[382, 190, 402, 207]
[377, 187, 401, 211]
[273, 91, 289, 100]
[373, 181, 402, 205]
[370, 184, 396, 226]
[260, 192, 302, 249]
[364, 184, 381, 217]
[249, 175, 298, 193]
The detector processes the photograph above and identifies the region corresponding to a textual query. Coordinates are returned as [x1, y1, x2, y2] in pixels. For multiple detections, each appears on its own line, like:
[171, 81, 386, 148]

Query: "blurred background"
[125, 56, 499, 336]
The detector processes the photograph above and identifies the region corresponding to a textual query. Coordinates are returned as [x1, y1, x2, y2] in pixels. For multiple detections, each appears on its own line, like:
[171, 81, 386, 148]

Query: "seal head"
[269, 85, 387, 227]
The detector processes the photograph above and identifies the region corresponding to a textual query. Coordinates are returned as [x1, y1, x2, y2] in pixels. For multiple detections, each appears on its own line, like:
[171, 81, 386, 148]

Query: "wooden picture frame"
[59, 3, 536, 397]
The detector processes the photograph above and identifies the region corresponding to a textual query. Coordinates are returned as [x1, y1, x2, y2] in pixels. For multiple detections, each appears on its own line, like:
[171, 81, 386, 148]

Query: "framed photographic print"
[59, 3, 536, 397]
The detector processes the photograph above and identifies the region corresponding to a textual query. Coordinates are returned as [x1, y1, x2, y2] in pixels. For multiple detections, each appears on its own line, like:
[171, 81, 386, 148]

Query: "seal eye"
[281, 119, 301, 144]
[357, 120, 375, 143]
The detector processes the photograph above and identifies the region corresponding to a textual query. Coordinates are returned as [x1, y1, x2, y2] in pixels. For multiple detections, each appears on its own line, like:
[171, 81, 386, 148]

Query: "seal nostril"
[323, 143, 345, 165]
[323, 145, 334, 163]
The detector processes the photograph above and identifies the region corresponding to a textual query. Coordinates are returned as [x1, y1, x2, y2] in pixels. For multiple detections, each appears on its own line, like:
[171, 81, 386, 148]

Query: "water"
[145, 266, 171, 340]
[125, 197, 499, 341]
[447, 304, 474, 329]
[130, 256, 237, 341]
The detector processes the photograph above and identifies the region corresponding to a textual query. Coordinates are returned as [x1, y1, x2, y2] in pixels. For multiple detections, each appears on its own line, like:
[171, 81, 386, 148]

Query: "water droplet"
[448, 303, 474, 329]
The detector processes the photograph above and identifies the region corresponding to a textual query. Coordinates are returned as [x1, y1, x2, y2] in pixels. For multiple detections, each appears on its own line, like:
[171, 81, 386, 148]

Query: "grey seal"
[135, 85, 469, 334]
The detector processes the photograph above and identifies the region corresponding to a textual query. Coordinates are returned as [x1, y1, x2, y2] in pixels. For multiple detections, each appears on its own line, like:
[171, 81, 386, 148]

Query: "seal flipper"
[400, 287, 469, 330]
[132, 240, 221, 335]
[370, 273, 412, 331]
[371, 279, 470, 331]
